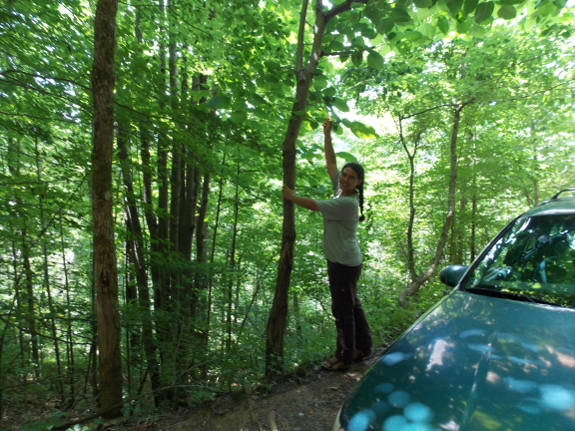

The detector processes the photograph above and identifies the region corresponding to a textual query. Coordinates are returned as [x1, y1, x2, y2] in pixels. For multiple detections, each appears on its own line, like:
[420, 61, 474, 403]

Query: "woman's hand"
[282, 184, 296, 201]
[323, 117, 333, 135]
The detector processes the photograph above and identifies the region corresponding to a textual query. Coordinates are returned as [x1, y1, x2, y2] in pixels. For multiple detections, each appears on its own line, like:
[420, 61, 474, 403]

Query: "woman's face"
[339, 167, 363, 196]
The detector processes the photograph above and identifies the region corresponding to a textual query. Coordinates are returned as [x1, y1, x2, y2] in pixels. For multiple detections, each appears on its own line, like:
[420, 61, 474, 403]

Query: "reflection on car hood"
[340, 291, 575, 431]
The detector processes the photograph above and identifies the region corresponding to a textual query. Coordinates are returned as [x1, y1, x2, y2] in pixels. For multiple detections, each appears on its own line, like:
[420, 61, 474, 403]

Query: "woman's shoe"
[322, 357, 352, 371]
[353, 348, 372, 362]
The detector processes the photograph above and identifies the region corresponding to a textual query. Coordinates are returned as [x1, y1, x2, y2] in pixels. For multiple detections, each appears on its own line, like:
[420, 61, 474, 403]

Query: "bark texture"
[91, 0, 122, 418]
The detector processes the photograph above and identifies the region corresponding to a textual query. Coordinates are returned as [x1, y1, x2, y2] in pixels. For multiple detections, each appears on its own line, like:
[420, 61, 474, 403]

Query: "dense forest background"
[1, 0, 574, 429]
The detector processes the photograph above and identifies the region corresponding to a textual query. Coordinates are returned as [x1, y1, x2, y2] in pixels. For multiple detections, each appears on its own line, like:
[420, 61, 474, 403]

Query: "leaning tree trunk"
[398, 99, 475, 307]
[91, 0, 122, 418]
[265, 0, 368, 377]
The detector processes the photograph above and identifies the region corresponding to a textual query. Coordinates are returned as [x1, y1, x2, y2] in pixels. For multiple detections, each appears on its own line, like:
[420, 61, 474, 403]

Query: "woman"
[282, 118, 373, 371]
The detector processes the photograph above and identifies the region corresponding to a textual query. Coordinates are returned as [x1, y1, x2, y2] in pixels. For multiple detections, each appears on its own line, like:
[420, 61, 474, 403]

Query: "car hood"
[340, 290, 575, 431]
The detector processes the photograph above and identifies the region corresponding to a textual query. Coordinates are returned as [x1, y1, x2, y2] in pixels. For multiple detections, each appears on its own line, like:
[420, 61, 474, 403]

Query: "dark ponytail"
[357, 183, 365, 222]
[343, 162, 366, 222]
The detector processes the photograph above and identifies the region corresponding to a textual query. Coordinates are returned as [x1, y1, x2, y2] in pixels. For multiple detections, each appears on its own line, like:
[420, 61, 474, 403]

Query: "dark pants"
[327, 260, 373, 363]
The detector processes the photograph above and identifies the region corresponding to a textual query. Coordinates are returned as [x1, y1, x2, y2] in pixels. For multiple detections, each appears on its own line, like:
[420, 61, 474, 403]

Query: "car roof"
[525, 189, 575, 217]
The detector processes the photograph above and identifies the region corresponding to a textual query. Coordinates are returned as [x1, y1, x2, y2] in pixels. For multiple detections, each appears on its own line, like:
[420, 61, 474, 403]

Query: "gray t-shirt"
[316, 171, 362, 266]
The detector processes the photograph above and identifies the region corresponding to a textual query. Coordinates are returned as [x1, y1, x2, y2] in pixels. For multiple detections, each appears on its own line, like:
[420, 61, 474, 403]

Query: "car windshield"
[462, 213, 575, 308]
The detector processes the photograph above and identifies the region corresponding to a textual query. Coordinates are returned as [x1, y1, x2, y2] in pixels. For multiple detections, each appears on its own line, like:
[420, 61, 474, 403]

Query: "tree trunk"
[91, 0, 122, 418]
[398, 99, 475, 307]
[35, 138, 64, 400]
[397, 119, 420, 282]
[226, 163, 241, 354]
[59, 215, 76, 406]
[265, 0, 367, 377]
[7, 138, 40, 368]
[117, 122, 161, 398]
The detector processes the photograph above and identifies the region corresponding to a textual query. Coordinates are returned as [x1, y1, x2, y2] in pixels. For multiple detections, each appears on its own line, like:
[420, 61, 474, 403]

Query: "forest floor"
[122, 349, 382, 431]
[2, 350, 382, 431]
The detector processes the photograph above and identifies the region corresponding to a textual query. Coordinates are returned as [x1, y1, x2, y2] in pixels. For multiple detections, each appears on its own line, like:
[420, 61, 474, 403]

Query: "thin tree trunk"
[117, 121, 161, 397]
[35, 137, 64, 401]
[10, 242, 28, 395]
[397, 119, 420, 282]
[59, 215, 76, 407]
[398, 99, 475, 307]
[91, 0, 122, 417]
[0, 253, 21, 416]
[226, 164, 241, 354]
[7, 138, 40, 368]
[21, 225, 39, 368]
[265, 0, 368, 377]
[470, 191, 477, 262]
[203, 166, 225, 376]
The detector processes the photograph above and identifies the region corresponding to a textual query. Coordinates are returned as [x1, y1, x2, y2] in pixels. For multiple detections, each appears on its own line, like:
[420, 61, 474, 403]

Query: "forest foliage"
[1, 0, 574, 428]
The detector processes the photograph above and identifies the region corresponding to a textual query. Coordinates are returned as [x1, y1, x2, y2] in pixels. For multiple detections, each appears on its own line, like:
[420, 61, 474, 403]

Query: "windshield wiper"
[464, 286, 560, 306]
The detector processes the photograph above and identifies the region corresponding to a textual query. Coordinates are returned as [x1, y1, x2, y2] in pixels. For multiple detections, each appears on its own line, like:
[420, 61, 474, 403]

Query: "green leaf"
[364, 4, 384, 21]
[352, 51, 363, 67]
[497, 5, 517, 18]
[327, 40, 346, 53]
[535, 0, 556, 16]
[469, 24, 487, 37]
[252, 108, 268, 119]
[207, 94, 230, 109]
[540, 23, 559, 36]
[456, 18, 473, 33]
[396, 0, 413, 8]
[364, 1, 392, 22]
[499, 0, 524, 4]
[361, 27, 377, 39]
[348, 121, 378, 139]
[474, 1, 494, 23]
[390, 7, 413, 24]
[415, 7, 434, 20]
[322, 61, 336, 76]
[323, 87, 337, 97]
[438, 0, 451, 12]
[336, 151, 358, 162]
[397, 40, 412, 55]
[232, 99, 246, 111]
[376, 18, 395, 35]
[447, 0, 464, 15]
[367, 51, 385, 70]
[313, 75, 328, 90]
[333, 98, 350, 112]
[404, 30, 424, 41]
[437, 15, 450, 34]
[230, 111, 247, 124]
[340, 118, 352, 128]
[264, 60, 281, 71]
[419, 22, 437, 38]
[351, 36, 366, 48]
[379, 44, 392, 56]
[249, 93, 267, 107]
[463, 0, 479, 15]
[415, 0, 434, 7]
[191, 90, 211, 102]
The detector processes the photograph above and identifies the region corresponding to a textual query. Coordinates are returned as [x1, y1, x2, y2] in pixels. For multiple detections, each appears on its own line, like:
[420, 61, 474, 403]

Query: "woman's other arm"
[282, 184, 319, 211]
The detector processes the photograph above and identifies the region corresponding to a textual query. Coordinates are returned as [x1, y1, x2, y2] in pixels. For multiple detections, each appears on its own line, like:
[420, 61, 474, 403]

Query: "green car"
[333, 189, 575, 431]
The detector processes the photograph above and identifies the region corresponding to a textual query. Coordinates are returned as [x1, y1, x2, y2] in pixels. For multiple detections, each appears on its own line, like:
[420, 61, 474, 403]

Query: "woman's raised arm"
[323, 118, 337, 179]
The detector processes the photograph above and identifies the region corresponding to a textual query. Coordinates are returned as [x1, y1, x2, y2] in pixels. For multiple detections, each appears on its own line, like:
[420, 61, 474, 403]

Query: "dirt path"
[144, 351, 381, 431]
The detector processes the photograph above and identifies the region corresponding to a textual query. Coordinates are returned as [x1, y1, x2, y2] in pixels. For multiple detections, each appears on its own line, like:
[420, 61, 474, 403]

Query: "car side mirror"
[439, 265, 469, 287]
